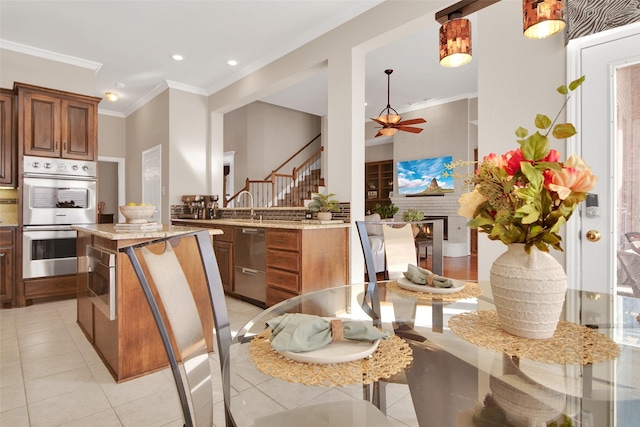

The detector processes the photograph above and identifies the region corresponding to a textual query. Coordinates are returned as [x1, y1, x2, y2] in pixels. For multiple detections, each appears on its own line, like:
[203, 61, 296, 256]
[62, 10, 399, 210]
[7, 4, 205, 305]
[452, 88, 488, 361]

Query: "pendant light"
[523, 0, 566, 39]
[439, 13, 472, 68]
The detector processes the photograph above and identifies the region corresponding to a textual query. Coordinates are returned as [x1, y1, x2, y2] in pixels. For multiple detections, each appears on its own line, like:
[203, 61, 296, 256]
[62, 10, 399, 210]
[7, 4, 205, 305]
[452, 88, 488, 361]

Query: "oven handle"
[23, 173, 97, 181]
[23, 225, 75, 232]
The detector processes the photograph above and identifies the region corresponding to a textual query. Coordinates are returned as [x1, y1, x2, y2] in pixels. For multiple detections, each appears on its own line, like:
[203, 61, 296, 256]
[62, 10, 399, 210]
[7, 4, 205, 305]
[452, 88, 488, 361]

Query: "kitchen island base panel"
[75, 225, 218, 382]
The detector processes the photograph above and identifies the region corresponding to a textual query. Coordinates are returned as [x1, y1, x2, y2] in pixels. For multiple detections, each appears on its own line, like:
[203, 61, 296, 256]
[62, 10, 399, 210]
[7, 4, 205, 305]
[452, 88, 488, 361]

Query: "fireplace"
[422, 216, 448, 240]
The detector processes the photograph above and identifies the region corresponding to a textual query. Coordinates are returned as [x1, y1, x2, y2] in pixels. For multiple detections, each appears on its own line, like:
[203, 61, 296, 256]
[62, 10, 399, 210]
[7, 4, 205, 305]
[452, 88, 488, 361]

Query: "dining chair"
[626, 232, 640, 255]
[124, 229, 392, 427]
[618, 250, 640, 298]
[356, 221, 419, 415]
[381, 222, 418, 280]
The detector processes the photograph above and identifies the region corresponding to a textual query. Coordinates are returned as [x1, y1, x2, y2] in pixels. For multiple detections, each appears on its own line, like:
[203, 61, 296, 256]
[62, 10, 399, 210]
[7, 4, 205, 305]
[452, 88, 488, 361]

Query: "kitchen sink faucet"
[237, 190, 255, 220]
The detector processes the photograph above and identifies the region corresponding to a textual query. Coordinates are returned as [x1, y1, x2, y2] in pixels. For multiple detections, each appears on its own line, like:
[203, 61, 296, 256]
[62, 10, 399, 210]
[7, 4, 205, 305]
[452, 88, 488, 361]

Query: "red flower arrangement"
[447, 76, 597, 253]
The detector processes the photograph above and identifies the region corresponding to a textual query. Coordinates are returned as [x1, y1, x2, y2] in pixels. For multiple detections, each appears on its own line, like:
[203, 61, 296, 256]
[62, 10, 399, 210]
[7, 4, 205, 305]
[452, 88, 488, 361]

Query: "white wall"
[224, 101, 321, 197]
[125, 90, 170, 213]
[365, 142, 393, 163]
[477, 0, 566, 280]
[388, 98, 477, 252]
[168, 88, 209, 206]
[97, 115, 126, 158]
[0, 48, 95, 96]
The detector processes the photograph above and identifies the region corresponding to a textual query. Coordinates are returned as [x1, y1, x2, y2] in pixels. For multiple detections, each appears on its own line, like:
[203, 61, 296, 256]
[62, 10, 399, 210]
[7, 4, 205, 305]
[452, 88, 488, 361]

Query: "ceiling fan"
[370, 69, 426, 138]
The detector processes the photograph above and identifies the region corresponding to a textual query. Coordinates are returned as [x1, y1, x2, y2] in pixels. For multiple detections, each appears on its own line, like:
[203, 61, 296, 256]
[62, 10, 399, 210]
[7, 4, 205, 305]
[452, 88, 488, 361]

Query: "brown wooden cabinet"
[23, 274, 77, 305]
[265, 227, 348, 306]
[76, 229, 215, 382]
[0, 228, 15, 307]
[365, 160, 394, 214]
[16, 83, 100, 161]
[213, 225, 234, 293]
[0, 89, 17, 187]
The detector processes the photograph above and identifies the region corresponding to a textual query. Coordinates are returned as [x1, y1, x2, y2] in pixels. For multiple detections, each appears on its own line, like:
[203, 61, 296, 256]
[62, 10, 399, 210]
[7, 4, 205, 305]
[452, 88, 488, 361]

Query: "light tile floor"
[0, 297, 266, 427]
[0, 296, 417, 427]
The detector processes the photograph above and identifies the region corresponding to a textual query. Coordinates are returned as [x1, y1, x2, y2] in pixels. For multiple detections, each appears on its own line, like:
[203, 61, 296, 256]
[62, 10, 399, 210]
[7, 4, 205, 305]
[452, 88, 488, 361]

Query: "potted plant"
[373, 202, 399, 220]
[403, 208, 424, 237]
[308, 192, 340, 221]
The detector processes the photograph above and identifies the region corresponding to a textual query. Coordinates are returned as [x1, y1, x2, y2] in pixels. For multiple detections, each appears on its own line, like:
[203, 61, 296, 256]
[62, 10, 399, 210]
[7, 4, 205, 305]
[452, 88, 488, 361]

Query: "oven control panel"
[24, 155, 97, 178]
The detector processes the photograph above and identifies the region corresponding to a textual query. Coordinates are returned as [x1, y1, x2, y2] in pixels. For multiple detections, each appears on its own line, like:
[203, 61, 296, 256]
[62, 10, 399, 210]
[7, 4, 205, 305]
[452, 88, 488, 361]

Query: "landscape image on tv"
[397, 155, 454, 195]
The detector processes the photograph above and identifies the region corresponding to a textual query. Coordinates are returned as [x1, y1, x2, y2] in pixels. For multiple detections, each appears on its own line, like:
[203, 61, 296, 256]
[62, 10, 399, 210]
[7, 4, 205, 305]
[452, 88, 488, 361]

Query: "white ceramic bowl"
[119, 205, 156, 224]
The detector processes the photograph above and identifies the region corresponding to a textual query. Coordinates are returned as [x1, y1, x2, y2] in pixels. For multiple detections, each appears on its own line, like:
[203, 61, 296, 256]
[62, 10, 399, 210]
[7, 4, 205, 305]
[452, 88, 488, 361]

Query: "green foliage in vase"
[402, 208, 424, 222]
[308, 193, 340, 213]
[373, 202, 399, 219]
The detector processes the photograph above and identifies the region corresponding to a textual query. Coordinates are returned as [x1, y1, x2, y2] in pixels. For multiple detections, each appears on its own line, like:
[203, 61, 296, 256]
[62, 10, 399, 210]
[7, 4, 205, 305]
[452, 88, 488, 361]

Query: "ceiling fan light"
[523, 0, 566, 39]
[439, 17, 472, 68]
[379, 128, 399, 137]
[378, 113, 402, 125]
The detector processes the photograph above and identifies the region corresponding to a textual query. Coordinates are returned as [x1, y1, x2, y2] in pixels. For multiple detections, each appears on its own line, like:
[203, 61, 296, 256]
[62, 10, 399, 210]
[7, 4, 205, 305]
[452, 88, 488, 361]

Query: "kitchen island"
[172, 218, 350, 306]
[72, 224, 222, 382]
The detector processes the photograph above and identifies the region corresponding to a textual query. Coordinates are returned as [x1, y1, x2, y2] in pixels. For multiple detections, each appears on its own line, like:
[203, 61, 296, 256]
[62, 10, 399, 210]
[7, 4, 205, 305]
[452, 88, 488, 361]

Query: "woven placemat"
[249, 329, 413, 387]
[449, 311, 621, 365]
[387, 280, 483, 301]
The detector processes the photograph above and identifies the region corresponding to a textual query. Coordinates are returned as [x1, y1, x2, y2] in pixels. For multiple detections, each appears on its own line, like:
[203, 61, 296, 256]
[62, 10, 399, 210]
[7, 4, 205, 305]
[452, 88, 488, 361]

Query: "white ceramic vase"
[490, 244, 567, 339]
[316, 212, 332, 221]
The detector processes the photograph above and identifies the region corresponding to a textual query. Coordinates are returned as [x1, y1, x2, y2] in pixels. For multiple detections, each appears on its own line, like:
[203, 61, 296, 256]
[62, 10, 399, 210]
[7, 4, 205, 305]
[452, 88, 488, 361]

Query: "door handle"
[586, 230, 601, 242]
[241, 267, 258, 275]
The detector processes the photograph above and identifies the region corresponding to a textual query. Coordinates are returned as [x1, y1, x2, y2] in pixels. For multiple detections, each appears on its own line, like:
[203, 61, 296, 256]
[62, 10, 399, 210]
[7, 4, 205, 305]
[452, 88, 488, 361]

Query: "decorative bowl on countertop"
[119, 205, 156, 223]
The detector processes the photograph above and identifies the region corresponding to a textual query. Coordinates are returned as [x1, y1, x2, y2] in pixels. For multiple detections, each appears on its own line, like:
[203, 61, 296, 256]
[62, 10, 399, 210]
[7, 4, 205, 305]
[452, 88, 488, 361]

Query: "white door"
[567, 23, 640, 427]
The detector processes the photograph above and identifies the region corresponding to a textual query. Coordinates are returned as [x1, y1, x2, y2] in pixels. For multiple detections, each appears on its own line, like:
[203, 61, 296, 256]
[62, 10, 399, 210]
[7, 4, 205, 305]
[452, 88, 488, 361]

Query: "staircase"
[227, 134, 325, 208]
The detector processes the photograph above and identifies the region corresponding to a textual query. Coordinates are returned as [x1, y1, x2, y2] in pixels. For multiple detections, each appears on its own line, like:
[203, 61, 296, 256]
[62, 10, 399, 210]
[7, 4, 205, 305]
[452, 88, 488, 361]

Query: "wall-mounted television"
[397, 155, 454, 196]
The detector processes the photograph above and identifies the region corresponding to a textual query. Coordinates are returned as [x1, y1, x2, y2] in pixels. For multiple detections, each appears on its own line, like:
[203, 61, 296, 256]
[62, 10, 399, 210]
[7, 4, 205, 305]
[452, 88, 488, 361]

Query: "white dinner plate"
[279, 339, 380, 364]
[396, 277, 465, 294]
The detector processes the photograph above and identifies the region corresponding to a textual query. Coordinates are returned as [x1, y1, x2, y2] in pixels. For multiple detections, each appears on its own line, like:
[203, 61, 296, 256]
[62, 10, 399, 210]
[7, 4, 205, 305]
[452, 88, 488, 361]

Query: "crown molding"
[0, 39, 102, 72]
[398, 92, 478, 114]
[123, 80, 209, 117]
[166, 80, 208, 96]
[123, 81, 169, 117]
[98, 108, 126, 118]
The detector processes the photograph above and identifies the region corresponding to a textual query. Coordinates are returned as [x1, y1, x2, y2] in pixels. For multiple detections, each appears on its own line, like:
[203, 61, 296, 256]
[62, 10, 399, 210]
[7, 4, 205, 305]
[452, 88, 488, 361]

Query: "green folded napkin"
[403, 264, 454, 288]
[267, 313, 389, 353]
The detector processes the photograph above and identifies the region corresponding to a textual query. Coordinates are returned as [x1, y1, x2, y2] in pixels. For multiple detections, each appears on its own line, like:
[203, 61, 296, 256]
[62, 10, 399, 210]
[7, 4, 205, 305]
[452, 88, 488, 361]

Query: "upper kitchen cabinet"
[15, 83, 101, 161]
[0, 89, 17, 187]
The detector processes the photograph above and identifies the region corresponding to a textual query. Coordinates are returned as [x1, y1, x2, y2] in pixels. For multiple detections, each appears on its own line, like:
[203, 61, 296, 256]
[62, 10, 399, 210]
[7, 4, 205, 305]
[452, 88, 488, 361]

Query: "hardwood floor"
[375, 253, 478, 282]
[427, 253, 478, 281]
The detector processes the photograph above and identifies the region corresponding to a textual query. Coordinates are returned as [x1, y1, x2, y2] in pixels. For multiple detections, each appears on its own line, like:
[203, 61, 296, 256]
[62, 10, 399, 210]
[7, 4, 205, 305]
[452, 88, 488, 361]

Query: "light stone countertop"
[171, 218, 350, 229]
[0, 223, 18, 227]
[72, 223, 223, 240]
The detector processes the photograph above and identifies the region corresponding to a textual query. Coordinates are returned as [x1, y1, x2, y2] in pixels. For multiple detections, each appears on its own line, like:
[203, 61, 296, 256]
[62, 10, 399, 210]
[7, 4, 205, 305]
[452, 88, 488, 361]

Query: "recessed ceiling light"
[226, 59, 238, 66]
[105, 92, 118, 102]
[171, 54, 184, 61]
[115, 82, 126, 88]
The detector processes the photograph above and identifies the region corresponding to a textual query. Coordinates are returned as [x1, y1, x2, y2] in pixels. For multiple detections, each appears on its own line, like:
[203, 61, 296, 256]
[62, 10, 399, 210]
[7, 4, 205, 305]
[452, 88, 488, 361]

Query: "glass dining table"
[223, 281, 640, 427]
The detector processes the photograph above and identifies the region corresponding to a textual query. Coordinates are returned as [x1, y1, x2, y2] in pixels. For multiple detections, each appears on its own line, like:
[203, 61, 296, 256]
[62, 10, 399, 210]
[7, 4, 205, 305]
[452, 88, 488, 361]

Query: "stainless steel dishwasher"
[234, 227, 266, 303]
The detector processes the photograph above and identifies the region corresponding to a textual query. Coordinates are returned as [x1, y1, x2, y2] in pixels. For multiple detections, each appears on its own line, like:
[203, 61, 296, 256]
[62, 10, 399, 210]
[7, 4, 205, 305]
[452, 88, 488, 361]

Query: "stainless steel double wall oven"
[22, 155, 97, 279]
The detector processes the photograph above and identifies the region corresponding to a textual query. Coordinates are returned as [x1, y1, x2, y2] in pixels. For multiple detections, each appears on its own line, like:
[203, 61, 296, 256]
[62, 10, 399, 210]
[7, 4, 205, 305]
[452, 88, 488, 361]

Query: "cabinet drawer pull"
[277, 257, 284, 262]
[277, 239, 284, 243]
[56, 283, 65, 288]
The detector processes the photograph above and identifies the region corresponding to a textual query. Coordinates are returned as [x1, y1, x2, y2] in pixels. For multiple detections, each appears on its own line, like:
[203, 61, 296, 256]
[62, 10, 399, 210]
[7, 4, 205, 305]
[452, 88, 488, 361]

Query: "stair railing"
[291, 148, 323, 205]
[227, 135, 324, 208]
